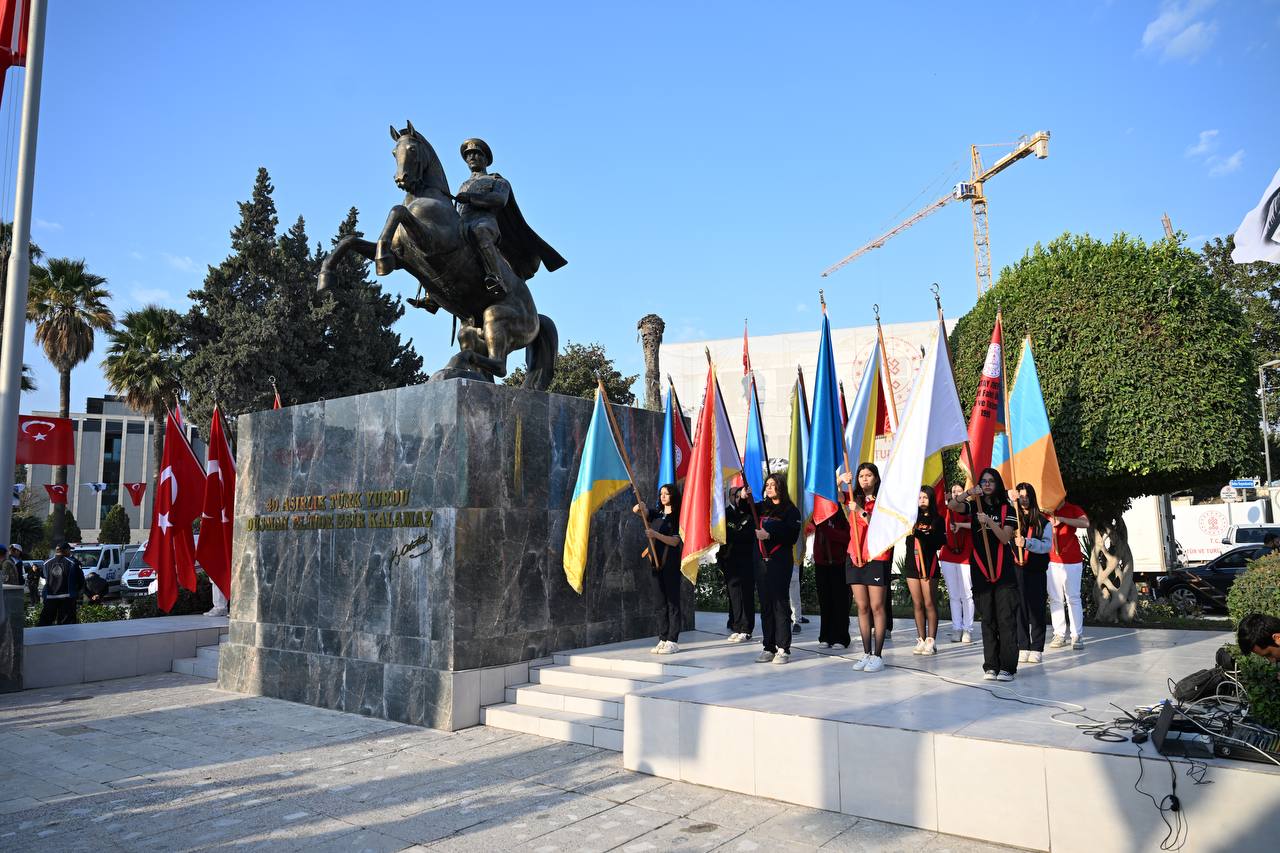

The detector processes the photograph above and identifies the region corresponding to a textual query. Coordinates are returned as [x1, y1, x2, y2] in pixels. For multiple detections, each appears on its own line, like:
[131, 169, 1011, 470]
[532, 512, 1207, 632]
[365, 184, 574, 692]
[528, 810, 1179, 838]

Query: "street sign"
[1230, 478, 1260, 489]
[1220, 485, 1239, 503]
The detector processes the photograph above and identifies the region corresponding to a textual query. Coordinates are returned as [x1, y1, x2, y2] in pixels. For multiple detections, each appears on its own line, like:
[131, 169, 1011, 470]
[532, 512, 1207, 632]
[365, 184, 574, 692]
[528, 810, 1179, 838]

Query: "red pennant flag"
[16, 415, 75, 465]
[194, 406, 235, 599]
[742, 322, 751, 375]
[273, 390, 282, 410]
[143, 412, 206, 612]
[959, 313, 1007, 482]
[124, 482, 147, 506]
[43, 483, 67, 504]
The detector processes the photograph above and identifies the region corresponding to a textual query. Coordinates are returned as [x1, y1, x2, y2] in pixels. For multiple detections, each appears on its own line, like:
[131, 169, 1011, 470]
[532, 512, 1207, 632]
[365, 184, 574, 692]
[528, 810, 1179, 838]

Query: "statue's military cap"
[460, 138, 493, 167]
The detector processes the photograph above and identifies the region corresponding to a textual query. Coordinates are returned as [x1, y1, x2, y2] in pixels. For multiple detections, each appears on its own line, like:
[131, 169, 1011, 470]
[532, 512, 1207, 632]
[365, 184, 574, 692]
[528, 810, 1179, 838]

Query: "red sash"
[941, 508, 972, 562]
[971, 504, 1008, 583]
[912, 522, 940, 579]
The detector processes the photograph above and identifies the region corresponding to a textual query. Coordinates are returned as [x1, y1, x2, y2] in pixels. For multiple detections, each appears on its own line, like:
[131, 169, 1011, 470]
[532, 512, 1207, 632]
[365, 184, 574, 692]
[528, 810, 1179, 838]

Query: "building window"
[100, 420, 123, 521]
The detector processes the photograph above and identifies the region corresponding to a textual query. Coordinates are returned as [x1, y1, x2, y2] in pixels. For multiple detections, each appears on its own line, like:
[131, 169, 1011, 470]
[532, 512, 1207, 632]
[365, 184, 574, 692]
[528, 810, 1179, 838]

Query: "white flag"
[1232, 166, 1280, 264]
[867, 319, 969, 556]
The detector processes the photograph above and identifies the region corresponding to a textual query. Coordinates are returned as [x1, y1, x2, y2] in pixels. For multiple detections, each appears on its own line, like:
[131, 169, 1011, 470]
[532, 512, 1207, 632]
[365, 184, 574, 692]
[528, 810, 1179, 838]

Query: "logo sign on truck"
[1220, 486, 1239, 502]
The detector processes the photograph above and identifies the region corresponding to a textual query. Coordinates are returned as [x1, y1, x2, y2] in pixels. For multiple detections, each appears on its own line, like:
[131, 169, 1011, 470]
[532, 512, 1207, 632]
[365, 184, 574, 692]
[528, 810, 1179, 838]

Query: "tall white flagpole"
[0, 0, 49, 553]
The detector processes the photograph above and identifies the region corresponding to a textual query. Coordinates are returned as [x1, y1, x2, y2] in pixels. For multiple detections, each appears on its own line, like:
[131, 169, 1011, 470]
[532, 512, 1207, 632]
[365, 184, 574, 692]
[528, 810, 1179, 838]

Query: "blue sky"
[11, 0, 1279, 414]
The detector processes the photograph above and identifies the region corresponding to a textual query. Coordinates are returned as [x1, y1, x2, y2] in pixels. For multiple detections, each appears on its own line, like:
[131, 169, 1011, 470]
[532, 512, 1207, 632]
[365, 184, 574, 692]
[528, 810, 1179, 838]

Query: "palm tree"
[102, 306, 185, 478]
[28, 258, 115, 544]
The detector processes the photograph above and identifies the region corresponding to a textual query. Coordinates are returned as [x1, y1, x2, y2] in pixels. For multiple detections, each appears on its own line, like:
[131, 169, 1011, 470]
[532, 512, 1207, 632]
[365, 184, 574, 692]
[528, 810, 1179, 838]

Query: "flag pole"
[874, 304, 899, 427]
[0, 0, 48, 549]
[997, 307, 1026, 564]
[596, 379, 661, 569]
[933, 284, 997, 573]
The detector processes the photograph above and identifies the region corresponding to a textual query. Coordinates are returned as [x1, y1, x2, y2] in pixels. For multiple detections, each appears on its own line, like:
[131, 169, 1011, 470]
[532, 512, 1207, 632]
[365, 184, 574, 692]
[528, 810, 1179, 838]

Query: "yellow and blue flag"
[993, 336, 1066, 511]
[805, 310, 844, 524]
[563, 390, 632, 593]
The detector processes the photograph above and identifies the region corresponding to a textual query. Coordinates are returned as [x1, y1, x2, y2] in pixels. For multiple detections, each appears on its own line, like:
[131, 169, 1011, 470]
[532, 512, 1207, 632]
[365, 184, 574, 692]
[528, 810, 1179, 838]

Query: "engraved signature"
[395, 532, 433, 561]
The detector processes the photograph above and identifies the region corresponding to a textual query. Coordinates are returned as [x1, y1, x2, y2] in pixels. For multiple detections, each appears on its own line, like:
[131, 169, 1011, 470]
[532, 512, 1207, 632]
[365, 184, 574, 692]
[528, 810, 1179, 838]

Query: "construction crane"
[822, 130, 1051, 295]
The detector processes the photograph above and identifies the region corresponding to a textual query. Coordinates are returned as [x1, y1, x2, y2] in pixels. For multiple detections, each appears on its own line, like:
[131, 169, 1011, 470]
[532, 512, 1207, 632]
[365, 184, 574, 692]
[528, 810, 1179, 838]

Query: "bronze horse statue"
[318, 122, 561, 389]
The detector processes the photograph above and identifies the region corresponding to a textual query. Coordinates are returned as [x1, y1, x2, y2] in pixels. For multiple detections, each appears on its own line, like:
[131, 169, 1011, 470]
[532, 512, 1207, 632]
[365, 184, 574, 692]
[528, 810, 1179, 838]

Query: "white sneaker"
[913, 638, 926, 655]
[773, 651, 791, 665]
[650, 642, 664, 654]
[923, 638, 937, 656]
[996, 671, 1015, 682]
[982, 670, 998, 681]
[725, 632, 742, 643]
[1027, 651, 1042, 664]
[1048, 634, 1067, 649]
[1018, 650, 1030, 663]
[204, 607, 228, 617]
[864, 655, 885, 673]
[657, 642, 678, 655]
[755, 650, 775, 663]
[851, 653, 870, 671]
[961, 630, 973, 644]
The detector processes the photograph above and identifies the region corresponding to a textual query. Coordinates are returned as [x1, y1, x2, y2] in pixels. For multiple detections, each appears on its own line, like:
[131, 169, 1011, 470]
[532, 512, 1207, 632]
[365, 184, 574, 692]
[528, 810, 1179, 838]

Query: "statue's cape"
[494, 181, 567, 280]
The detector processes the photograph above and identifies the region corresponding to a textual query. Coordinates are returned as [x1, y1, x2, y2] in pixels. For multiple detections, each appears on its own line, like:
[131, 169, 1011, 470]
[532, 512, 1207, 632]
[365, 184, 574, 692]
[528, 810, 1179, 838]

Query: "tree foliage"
[103, 306, 186, 476]
[44, 510, 81, 546]
[504, 341, 638, 404]
[99, 504, 131, 545]
[182, 169, 423, 435]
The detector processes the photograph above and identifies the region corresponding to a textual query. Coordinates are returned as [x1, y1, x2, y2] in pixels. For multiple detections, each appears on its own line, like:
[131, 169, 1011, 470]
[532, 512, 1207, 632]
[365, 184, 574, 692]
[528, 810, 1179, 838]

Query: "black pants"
[37, 598, 78, 626]
[815, 561, 851, 646]
[724, 557, 756, 636]
[652, 564, 682, 643]
[973, 579, 1019, 674]
[1015, 564, 1048, 652]
[756, 554, 793, 653]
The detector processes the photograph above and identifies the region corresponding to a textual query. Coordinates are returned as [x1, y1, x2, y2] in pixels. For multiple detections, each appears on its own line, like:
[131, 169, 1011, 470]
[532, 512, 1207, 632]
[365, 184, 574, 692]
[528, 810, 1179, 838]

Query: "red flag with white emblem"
[144, 412, 206, 612]
[194, 406, 235, 599]
[16, 415, 75, 465]
[43, 483, 67, 504]
[124, 482, 147, 506]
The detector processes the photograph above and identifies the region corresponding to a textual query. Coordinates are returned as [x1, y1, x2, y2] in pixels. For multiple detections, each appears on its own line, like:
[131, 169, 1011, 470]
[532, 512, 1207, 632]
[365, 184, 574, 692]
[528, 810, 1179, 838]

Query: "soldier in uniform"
[455, 138, 567, 299]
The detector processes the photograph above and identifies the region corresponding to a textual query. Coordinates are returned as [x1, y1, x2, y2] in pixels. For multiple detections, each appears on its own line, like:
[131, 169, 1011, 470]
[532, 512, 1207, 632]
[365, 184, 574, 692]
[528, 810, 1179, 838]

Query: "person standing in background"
[939, 483, 975, 644]
[1012, 483, 1053, 664]
[903, 487, 946, 656]
[722, 485, 757, 643]
[950, 470, 1019, 681]
[813, 510, 851, 649]
[752, 476, 802, 665]
[1046, 499, 1090, 652]
[37, 543, 85, 626]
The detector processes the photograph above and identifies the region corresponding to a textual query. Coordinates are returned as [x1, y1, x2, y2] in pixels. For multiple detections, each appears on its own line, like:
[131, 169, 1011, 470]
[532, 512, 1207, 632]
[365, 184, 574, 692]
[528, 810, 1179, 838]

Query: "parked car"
[1219, 523, 1280, 547]
[1155, 545, 1269, 613]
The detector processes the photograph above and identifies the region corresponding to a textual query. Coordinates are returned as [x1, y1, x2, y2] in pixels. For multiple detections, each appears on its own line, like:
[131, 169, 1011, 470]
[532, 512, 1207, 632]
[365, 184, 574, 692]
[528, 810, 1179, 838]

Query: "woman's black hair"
[1015, 482, 1045, 537]
[976, 467, 1011, 512]
[763, 473, 793, 510]
[916, 485, 940, 526]
[853, 462, 880, 508]
[658, 483, 682, 517]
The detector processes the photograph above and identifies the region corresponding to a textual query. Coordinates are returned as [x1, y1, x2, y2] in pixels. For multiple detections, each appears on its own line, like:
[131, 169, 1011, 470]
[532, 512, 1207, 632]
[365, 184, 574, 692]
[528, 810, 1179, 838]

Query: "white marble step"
[530, 663, 677, 695]
[552, 651, 702, 678]
[196, 644, 221, 663]
[481, 703, 623, 751]
[172, 656, 218, 679]
[505, 682, 624, 720]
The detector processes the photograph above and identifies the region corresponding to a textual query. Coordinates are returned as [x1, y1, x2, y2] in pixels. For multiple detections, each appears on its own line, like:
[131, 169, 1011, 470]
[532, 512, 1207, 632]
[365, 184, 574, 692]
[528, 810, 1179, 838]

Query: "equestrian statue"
[318, 122, 566, 389]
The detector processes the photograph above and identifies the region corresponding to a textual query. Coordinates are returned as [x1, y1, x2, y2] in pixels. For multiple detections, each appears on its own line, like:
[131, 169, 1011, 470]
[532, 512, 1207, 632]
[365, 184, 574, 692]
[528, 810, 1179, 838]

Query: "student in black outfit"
[721, 485, 758, 643]
[1013, 482, 1052, 665]
[904, 486, 947, 656]
[632, 484, 684, 655]
[949, 468, 1019, 681]
[750, 474, 802, 665]
[813, 510, 852, 649]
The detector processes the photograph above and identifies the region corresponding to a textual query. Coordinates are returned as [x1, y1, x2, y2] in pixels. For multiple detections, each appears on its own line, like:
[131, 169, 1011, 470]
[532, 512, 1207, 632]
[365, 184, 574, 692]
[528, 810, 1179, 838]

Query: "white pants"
[1048, 560, 1084, 640]
[939, 560, 973, 631]
[789, 565, 803, 623]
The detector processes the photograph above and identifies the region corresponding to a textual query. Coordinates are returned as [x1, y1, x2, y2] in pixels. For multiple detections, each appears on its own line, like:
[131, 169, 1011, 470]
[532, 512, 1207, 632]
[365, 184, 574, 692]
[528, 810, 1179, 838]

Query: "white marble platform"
[596, 613, 1280, 853]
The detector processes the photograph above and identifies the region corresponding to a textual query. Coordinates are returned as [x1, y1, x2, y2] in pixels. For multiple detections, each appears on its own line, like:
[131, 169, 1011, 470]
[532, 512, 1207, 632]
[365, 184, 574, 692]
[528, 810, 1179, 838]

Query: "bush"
[1227, 553, 1280, 626]
[1235, 652, 1280, 730]
[99, 504, 131, 545]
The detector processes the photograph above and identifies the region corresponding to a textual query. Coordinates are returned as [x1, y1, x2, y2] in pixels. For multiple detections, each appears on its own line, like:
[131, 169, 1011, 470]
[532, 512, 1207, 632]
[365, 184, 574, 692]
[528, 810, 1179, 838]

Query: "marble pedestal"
[1, 585, 23, 693]
[218, 380, 692, 729]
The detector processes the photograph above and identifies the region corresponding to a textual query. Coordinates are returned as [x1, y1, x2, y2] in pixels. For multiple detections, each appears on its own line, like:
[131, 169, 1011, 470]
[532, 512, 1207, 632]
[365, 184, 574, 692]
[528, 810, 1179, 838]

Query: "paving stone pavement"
[0, 673, 1018, 852]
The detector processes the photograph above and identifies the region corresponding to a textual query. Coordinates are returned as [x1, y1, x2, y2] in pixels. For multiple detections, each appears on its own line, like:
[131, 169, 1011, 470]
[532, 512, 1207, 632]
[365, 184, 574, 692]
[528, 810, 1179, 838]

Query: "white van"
[71, 543, 128, 590]
[1220, 524, 1280, 548]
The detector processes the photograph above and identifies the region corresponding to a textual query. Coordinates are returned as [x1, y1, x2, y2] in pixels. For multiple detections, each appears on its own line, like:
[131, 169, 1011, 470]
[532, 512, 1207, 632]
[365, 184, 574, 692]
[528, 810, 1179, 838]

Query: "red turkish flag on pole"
[195, 407, 235, 599]
[43, 483, 67, 504]
[16, 415, 75, 465]
[124, 482, 147, 506]
[143, 412, 206, 612]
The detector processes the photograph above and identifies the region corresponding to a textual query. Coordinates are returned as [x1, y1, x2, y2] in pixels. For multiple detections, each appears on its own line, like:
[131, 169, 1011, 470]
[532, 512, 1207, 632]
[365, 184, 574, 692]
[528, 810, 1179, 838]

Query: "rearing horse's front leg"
[317, 236, 378, 291]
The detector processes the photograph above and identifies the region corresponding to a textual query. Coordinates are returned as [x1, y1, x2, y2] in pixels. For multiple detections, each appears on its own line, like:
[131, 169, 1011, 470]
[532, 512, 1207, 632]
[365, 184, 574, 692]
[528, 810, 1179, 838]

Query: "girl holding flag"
[750, 475, 802, 665]
[950, 468, 1019, 681]
[632, 484, 684, 655]
[903, 487, 946, 655]
[841, 463, 893, 673]
[1012, 482, 1053, 664]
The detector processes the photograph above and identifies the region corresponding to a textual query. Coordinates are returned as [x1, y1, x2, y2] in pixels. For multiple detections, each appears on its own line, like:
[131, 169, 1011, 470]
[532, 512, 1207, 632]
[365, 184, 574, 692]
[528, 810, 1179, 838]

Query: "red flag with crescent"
[16, 415, 75, 465]
[124, 482, 147, 506]
[143, 412, 206, 612]
[43, 483, 68, 504]
[194, 406, 235, 599]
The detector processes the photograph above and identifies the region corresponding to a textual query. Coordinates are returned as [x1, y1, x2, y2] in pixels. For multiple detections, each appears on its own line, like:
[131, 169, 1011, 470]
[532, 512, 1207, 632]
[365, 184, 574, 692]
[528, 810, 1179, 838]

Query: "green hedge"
[1227, 553, 1280, 730]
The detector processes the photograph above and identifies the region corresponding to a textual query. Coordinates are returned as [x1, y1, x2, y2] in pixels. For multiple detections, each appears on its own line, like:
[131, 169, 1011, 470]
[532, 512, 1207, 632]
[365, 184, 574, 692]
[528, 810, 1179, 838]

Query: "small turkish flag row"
[124, 482, 146, 506]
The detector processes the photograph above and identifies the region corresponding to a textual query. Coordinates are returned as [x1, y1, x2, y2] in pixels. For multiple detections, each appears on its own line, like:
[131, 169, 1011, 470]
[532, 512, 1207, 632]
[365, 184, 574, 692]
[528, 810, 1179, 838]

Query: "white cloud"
[162, 252, 197, 273]
[128, 250, 145, 261]
[33, 218, 62, 231]
[129, 286, 176, 305]
[1208, 149, 1245, 177]
[1142, 0, 1218, 61]
[1185, 129, 1218, 157]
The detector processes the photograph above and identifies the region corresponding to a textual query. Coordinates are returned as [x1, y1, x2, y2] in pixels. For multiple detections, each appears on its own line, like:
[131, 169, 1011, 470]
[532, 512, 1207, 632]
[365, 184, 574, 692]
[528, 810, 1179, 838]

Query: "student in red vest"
[939, 483, 975, 644]
[949, 468, 1019, 681]
[904, 487, 947, 655]
[1012, 483, 1053, 664]
[1046, 499, 1090, 651]
[841, 463, 894, 673]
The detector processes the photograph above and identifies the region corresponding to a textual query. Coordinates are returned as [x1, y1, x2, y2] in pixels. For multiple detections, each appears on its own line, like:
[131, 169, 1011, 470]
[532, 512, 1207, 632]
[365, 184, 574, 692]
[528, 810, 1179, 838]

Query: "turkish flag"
[15, 415, 75, 465]
[43, 483, 68, 504]
[143, 412, 206, 612]
[124, 482, 147, 506]
[194, 406, 235, 599]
